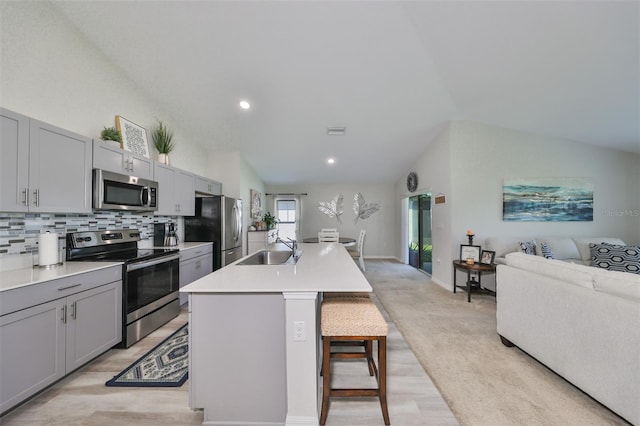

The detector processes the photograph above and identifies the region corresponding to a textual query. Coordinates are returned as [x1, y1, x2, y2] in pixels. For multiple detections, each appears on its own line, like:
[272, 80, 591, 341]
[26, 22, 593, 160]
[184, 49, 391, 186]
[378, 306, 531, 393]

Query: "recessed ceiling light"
[327, 158, 335, 165]
[239, 100, 251, 110]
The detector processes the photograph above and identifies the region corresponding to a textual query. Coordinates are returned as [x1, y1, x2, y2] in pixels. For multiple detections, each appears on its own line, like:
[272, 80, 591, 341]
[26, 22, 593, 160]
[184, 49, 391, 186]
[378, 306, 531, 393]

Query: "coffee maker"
[153, 223, 179, 247]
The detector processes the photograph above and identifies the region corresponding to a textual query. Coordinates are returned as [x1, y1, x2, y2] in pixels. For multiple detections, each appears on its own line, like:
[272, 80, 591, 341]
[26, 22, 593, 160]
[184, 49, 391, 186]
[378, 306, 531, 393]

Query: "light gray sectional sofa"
[484, 236, 626, 265]
[496, 252, 640, 425]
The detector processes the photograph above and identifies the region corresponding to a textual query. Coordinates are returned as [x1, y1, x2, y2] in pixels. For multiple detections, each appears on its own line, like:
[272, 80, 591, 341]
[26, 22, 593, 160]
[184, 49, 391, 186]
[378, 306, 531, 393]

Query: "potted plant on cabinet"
[100, 126, 122, 148]
[151, 120, 175, 165]
[263, 212, 277, 230]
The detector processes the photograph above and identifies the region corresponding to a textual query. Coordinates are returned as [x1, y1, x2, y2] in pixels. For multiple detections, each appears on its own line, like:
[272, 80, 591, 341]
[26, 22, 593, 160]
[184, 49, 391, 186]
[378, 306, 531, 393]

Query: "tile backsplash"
[0, 211, 177, 258]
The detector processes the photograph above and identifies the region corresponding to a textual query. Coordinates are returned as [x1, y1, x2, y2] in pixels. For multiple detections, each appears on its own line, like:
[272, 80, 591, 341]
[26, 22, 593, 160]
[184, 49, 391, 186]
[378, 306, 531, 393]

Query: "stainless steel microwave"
[93, 169, 158, 212]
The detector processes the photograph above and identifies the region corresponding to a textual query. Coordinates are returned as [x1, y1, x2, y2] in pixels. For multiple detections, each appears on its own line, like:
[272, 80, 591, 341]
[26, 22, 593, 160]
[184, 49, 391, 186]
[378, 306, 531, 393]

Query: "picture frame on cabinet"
[480, 250, 496, 265]
[116, 115, 150, 158]
[460, 245, 481, 263]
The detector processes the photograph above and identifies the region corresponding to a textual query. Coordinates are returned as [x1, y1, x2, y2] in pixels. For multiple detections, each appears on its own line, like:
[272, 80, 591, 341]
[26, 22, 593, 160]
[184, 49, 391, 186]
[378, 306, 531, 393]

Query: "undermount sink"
[237, 250, 302, 266]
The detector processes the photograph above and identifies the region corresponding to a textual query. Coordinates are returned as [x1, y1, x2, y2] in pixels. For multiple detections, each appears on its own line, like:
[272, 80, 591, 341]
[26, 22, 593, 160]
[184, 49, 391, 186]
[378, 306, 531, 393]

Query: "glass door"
[408, 194, 432, 274]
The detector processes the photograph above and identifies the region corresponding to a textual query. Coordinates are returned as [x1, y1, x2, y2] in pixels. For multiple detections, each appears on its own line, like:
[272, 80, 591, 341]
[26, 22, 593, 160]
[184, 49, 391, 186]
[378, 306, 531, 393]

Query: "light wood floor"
[1, 295, 457, 425]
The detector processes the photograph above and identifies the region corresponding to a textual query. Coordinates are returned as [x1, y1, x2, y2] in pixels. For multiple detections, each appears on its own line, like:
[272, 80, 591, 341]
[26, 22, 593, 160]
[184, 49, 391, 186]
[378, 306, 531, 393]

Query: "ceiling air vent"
[327, 127, 346, 136]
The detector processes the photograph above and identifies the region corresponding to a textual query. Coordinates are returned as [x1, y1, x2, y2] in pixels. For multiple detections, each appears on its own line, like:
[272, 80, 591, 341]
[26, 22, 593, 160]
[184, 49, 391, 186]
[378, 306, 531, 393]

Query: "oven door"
[125, 254, 180, 324]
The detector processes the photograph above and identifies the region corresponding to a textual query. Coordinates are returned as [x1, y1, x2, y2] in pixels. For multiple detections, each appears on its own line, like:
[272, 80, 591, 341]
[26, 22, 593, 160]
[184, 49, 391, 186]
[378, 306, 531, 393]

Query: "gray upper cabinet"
[0, 108, 92, 213]
[1, 109, 30, 212]
[194, 176, 222, 196]
[154, 162, 195, 216]
[93, 139, 153, 180]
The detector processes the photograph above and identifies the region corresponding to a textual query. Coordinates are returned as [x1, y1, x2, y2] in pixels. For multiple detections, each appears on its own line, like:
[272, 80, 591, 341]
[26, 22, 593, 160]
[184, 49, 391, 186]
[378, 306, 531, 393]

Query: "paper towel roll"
[39, 232, 59, 266]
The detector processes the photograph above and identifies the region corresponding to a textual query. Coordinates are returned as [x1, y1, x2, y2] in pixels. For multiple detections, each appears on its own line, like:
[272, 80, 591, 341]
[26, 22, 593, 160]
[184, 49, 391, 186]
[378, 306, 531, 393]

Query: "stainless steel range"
[66, 229, 180, 348]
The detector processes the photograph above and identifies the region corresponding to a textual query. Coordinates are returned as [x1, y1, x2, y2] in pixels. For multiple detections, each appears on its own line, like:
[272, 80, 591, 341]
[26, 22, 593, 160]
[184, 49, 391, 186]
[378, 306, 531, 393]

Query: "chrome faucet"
[277, 237, 298, 258]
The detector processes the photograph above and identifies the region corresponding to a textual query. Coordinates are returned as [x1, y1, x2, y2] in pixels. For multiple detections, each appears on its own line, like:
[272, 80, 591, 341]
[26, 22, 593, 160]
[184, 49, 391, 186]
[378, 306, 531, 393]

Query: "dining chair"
[318, 230, 339, 242]
[349, 229, 366, 271]
[320, 228, 337, 232]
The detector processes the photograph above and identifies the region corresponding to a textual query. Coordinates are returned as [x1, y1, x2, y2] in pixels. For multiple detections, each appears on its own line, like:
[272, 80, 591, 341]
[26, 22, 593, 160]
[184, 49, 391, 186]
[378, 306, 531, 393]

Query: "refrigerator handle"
[232, 203, 240, 242]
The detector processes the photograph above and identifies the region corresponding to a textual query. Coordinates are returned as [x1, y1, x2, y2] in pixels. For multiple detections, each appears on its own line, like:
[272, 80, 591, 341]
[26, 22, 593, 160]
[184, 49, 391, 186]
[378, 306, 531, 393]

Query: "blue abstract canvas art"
[503, 177, 593, 222]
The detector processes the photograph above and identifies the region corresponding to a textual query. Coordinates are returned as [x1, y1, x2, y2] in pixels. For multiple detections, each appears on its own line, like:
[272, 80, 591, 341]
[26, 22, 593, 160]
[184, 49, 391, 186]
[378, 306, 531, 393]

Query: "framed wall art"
[250, 189, 263, 220]
[116, 115, 150, 158]
[503, 177, 593, 222]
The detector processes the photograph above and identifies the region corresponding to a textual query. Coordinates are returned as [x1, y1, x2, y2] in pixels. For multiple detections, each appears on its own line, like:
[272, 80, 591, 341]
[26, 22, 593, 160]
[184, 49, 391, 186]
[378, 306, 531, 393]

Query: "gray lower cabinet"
[179, 245, 213, 305]
[0, 108, 92, 213]
[0, 268, 122, 414]
[154, 163, 195, 216]
[93, 139, 153, 180]
[248, 229, 279, 254]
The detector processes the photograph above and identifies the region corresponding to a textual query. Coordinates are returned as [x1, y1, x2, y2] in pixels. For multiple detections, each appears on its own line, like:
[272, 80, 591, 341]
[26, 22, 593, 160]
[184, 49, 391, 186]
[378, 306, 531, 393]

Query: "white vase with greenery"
[152, 120, 175, 165]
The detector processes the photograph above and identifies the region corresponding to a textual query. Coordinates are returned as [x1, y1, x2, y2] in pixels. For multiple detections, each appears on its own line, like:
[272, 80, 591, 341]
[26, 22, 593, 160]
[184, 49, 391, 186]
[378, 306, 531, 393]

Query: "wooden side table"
[452, 260, 497, 302]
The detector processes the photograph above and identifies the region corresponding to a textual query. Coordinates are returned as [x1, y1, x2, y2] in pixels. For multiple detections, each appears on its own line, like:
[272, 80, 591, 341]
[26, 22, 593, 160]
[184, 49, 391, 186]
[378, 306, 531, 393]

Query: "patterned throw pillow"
[540, 242, 555, 259]
[590, 243, 640, 274]
[519, 240, 537, 255]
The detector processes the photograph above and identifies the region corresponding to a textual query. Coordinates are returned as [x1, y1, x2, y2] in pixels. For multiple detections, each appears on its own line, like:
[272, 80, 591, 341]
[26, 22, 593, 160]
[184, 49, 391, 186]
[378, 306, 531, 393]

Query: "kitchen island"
[181, 242, 372, 426]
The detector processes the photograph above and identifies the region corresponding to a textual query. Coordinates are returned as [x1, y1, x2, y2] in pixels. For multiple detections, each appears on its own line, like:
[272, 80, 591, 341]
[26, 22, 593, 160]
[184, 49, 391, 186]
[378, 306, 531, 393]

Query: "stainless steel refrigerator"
[184, 195, 243, 270]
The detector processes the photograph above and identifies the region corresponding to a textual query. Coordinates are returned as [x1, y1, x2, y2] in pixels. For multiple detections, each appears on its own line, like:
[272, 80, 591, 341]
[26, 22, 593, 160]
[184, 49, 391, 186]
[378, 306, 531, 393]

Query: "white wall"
[209, 151, 265, 256]
[0, 1, 209, 176]
[266, 183, 395, 258]
[394, 123, 452, 288]
[450, 121, 640, 248]
[397, 120, 640, 291]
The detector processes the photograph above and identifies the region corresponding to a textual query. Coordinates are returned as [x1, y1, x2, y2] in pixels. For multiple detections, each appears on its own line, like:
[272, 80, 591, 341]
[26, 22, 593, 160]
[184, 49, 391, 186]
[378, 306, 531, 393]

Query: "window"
[277, 200, 296, 223]
[276, 199, 297, 240]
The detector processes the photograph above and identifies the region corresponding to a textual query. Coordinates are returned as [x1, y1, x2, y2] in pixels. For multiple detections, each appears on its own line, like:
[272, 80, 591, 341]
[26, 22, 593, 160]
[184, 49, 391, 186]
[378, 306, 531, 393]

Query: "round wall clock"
[407, 172, 418, 192]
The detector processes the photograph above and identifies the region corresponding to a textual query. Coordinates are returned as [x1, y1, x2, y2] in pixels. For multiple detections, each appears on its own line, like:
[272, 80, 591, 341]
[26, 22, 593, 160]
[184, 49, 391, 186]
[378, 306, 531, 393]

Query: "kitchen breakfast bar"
[181, 242, 372, 425]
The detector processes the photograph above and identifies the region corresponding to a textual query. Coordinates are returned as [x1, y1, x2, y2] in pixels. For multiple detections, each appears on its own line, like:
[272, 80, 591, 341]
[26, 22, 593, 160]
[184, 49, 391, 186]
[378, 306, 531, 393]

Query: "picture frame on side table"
[116, 115, 150, 158]
[480, 250, 496, 265]
[460, 245, 481, 263]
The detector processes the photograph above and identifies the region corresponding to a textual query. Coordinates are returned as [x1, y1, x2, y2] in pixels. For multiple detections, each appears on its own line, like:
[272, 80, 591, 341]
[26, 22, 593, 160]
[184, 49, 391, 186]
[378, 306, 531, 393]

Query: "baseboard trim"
[285, 415, 319, 425]
[431, 276, 450, 291]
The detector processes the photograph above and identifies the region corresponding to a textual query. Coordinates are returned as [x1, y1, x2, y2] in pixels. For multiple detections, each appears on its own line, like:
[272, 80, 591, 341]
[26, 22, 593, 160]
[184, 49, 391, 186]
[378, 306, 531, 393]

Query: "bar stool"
[320, 298, 390, 425]
[321, 294, 374, 372]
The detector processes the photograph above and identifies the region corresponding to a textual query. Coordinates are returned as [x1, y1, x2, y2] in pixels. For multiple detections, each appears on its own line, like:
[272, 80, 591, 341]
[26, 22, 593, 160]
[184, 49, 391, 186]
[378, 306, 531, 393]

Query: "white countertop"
[154, 241, 213, 251]
[0, 261, 123, 293]
[181, 242, 371, 293]
[0, 242, 212, 293]
[175, 241, 213, 250]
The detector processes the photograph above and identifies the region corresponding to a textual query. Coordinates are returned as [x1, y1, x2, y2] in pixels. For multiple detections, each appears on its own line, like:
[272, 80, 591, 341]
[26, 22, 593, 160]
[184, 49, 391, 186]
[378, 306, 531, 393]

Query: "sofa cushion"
[590, 243, 640, 275]
[505, 252, 594, 288]
[536, 237, 580, 260]
[540, 242, 555, 259]
[592, 269, 640, 302]
[484, 237, 524, 259]
[519, 240, 537, 255]
[574, 237, 626, 262]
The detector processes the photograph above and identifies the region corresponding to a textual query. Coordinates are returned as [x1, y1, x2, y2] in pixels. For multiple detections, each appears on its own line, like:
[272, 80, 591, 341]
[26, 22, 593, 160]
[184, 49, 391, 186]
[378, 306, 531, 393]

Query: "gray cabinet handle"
[22, 188, 28, 206]
[58, 283, 81, 291]
[33, 189, 39, 206]
[71, 301, 77, 320]
[61, 304, 67, 324]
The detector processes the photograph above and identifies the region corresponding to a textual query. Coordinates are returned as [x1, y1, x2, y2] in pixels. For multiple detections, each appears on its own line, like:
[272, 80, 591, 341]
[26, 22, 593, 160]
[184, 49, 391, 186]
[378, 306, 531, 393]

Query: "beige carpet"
[365, 260, 629, 426]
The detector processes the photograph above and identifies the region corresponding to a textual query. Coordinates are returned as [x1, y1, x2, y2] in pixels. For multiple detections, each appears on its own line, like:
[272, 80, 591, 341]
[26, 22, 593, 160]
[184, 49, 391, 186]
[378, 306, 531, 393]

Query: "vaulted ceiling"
[53, 1, 639, 184]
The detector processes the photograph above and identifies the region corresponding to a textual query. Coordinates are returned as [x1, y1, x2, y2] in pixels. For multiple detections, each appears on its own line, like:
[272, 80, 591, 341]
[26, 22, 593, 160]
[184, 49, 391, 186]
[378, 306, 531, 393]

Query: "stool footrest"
[331, 352, 367, 358]
[331, 389, 380, 397]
